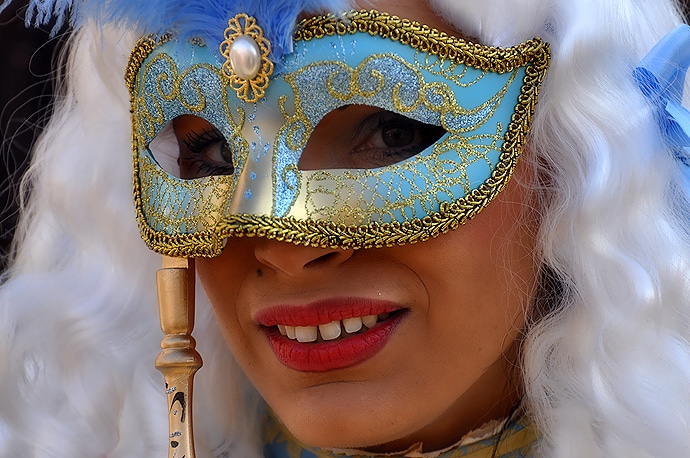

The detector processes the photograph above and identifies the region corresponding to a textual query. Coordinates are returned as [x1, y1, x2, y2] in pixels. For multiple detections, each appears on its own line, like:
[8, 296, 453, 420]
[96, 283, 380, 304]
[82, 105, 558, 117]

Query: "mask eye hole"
[148, 115, 235, 179]
[298, 105, 446, 171]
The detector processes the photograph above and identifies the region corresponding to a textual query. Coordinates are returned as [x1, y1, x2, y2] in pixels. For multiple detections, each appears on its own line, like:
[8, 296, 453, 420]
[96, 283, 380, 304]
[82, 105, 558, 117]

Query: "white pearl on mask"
[229, 34, 262, 80]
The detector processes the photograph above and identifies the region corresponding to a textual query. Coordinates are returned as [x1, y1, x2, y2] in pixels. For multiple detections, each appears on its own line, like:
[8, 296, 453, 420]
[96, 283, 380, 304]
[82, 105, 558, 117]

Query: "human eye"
[174, 115, 235, 179]
[179, 126, 235, 179]
[298, 105, 446, 171]
[349, 110, 446, 168]
[146, 115, 236, 180]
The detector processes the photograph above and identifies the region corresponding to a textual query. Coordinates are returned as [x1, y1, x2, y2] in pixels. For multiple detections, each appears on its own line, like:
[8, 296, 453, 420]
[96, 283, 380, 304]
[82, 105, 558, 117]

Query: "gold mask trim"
[126, 10, 550, 257]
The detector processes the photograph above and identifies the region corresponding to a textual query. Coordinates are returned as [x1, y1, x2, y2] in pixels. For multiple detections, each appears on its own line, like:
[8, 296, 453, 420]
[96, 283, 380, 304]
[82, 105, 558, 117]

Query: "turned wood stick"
[155, 256, 203, 458]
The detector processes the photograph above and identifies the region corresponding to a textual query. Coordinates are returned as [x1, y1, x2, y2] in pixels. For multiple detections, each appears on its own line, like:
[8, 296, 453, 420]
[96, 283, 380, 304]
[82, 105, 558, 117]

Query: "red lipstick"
[256, 298, 406, 372]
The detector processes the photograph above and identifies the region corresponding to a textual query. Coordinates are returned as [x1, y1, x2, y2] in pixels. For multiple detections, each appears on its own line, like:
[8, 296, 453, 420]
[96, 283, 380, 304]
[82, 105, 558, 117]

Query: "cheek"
[196, 254, 256, 361]
[408, 188, 538, 362]
[412, 245, 529, 374]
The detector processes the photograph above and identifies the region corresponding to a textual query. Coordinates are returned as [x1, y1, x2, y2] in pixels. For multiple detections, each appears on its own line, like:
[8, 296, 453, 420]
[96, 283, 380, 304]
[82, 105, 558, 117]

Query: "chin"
[270, 389, 418, 451]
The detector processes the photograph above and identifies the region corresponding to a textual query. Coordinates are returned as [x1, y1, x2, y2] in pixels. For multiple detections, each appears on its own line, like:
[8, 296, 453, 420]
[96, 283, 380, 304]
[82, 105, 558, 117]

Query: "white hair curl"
[0, 25, 263, 457]
[1, 0, 690, 456]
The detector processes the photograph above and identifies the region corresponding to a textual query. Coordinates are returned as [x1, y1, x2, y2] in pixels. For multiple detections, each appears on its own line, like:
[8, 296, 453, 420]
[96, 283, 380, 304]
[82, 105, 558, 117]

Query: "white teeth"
[279, 312, 394, 341]
[295, 326, 318, 343]
[361, 314, 378, 328]
[343, 317, 363, 334]
[318, 321, 342, 341]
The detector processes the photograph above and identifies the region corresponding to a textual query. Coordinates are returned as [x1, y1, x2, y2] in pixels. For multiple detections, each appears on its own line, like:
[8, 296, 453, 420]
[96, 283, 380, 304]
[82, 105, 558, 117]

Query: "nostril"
[254, 240, 354, 275]
[304, 251, 340, 268]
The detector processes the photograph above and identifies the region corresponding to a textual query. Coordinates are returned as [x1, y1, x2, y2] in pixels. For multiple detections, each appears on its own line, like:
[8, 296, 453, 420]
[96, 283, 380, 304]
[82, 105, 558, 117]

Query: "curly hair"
[0, 0, 689, 456]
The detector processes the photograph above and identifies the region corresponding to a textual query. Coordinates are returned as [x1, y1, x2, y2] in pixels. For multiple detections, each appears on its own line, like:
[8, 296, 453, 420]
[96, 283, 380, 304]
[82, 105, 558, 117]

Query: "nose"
[254, 239, 354, 276]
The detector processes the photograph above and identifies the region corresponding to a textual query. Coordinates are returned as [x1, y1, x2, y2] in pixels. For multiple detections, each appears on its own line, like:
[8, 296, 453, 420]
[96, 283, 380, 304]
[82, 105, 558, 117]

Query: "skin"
[192, 0, 542, 452]
[197, 164, 539, 452]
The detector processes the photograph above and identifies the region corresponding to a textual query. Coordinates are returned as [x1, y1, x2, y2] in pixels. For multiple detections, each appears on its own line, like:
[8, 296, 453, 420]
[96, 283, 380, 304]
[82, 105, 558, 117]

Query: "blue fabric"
[634, 24, 690, 171]
[0, 0, 347, 66]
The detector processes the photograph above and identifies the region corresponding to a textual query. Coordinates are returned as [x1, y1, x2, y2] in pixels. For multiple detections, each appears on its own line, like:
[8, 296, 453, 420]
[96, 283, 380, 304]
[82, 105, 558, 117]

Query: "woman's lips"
[255, 298, 406, 372]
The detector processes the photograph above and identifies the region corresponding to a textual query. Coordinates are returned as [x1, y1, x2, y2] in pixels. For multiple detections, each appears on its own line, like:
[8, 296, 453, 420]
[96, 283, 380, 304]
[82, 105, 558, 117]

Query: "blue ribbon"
[634, 24, 690, 170]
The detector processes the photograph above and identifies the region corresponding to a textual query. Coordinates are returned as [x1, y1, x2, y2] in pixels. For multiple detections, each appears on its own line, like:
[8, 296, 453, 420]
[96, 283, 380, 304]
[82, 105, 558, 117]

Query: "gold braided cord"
[127, 36, 157, 258]
[127, 35, 176, 257]
[125, 35, 171, 93]
[294, 10, 549, 74]
[127, 11, 550, 258]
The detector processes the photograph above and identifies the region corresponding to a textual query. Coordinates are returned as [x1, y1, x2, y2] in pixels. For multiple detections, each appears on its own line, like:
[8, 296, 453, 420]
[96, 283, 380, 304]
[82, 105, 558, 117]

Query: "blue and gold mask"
[126, 10, 550, 257]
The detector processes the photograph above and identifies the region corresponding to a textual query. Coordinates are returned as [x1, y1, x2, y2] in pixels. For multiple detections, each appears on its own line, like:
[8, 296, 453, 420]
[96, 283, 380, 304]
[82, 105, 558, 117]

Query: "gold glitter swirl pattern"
[300, 124, 504, 225]
[126, 10, 550, 257]
[286, 53, 517, 224]
[219, 13, 274, 102]
[135, 53, 213, 143]
[139, 154, 235, 235]
[129, 37, 248, 241]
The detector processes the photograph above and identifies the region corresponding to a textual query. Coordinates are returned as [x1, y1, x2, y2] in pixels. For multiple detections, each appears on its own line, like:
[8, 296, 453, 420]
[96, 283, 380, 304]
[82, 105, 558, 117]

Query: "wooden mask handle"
[155, 256, 202, 458]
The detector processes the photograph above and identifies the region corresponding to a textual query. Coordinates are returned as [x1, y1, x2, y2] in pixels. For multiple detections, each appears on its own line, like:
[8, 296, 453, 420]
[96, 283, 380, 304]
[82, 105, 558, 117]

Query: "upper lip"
[254, 297, 403, 327]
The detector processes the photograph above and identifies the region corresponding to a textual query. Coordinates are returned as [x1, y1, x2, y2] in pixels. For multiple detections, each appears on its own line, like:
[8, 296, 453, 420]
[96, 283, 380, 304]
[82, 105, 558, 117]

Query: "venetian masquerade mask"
[127, 10, 550, 257]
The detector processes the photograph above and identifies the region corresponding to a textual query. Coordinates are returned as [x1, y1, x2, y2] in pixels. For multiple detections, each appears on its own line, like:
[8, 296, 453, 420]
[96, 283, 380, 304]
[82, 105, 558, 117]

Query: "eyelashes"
[299, 105, 447, 170]
[349, 110, 446, 168]
[157, 108, 446, 180]
[177, 125, 235, 179]
[147, 116, 238, 180]
[182, 128, 226, 154]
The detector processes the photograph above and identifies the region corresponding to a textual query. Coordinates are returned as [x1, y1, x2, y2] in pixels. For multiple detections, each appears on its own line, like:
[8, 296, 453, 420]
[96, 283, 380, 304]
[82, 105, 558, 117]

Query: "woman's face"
[195, 0, 541, 452]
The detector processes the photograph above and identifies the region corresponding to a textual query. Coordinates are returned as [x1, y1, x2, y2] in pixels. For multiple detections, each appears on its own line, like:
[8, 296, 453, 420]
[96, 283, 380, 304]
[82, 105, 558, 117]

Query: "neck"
[263, 406, 537, 458]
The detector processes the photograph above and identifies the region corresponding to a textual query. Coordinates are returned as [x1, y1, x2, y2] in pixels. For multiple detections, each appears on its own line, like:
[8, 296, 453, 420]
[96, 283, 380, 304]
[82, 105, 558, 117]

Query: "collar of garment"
[262, 410, 538, 458]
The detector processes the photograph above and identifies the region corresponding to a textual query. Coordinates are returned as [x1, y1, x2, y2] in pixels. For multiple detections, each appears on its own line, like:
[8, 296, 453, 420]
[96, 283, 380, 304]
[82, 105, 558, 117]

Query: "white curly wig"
[1, 0, 689, 456]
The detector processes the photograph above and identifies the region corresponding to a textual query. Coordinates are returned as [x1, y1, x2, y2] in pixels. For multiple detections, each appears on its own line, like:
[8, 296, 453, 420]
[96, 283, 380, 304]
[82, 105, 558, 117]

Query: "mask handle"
[155, 256, 203, 458]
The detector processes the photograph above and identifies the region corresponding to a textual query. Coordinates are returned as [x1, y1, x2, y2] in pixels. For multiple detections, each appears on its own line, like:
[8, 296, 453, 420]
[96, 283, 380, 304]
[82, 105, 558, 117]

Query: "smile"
[277, 312, 391, 342]
[256, 299, 406, 372]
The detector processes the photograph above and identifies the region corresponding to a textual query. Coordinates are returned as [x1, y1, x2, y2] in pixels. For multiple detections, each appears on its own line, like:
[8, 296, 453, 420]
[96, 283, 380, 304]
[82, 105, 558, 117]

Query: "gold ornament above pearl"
[220, 14, 273, 103]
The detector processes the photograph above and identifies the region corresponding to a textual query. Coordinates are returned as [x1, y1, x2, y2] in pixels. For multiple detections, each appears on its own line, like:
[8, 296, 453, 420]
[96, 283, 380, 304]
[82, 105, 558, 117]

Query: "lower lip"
[264, 312, 405, 372]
